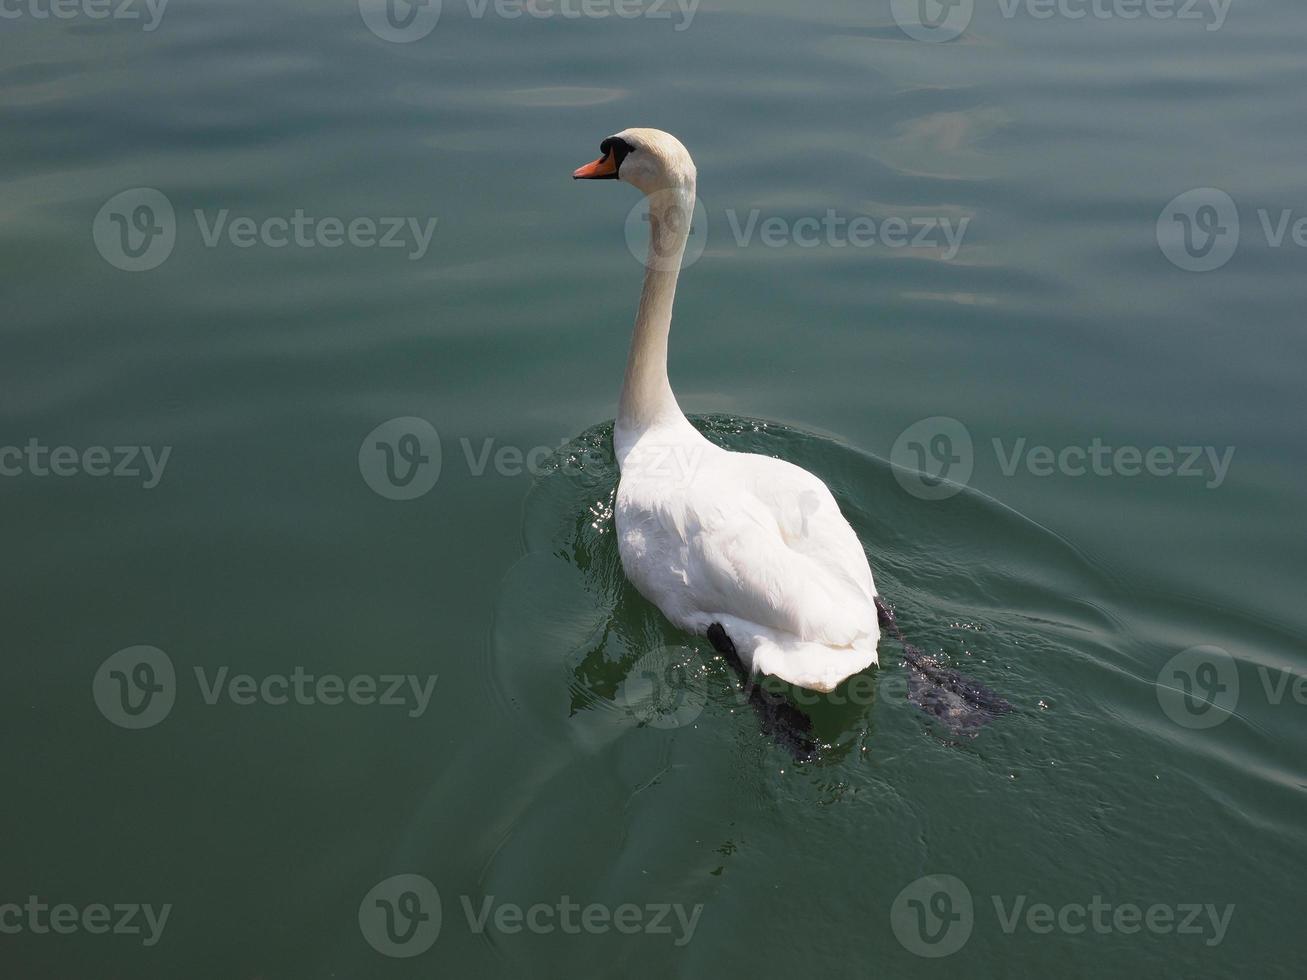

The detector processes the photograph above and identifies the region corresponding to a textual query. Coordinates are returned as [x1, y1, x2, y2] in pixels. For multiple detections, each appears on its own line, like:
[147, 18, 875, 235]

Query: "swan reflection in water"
[566, 603, 1011, 765]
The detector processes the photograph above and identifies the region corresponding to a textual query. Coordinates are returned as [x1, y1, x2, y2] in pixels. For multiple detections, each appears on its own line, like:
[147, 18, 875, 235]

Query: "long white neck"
[617, 184, 695, 437]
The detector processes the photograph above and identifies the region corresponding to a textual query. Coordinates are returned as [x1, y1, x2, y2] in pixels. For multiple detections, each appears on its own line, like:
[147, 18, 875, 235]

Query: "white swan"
[574, 128, 880, 693]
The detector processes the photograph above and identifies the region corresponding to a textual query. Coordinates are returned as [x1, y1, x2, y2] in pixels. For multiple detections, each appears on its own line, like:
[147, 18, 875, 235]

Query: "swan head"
[572, 128, 696, 195]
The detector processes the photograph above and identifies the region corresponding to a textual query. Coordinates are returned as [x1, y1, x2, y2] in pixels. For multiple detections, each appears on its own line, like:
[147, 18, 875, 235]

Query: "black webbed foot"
[875, 596, 1013, 733]
[707, 622, 739, 663]
[874, 595, 897, 631]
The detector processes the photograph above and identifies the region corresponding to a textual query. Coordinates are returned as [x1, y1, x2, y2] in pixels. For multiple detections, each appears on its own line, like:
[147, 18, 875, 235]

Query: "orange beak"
[573, 152, 619, 180]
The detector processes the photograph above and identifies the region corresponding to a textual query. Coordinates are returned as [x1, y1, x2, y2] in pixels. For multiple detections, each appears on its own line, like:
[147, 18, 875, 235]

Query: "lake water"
[2, 1, 1304, 976]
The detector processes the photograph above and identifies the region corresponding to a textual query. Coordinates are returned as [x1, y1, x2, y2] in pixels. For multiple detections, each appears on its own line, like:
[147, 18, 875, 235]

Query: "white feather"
[615, 417, 879, 693]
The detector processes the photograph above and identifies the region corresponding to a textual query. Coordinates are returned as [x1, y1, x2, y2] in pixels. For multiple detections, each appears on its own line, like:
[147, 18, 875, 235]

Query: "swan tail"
[749, 636, 878, 694]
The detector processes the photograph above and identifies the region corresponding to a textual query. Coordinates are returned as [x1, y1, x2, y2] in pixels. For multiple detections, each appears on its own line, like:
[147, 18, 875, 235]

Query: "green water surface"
[2, 1, 1304, 977]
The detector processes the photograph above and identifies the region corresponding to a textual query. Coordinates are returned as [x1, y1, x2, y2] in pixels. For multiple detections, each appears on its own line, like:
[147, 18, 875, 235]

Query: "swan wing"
[621, 449, 878, 650]
[744, 453, 877, 599]
[691, 452, 878, 638]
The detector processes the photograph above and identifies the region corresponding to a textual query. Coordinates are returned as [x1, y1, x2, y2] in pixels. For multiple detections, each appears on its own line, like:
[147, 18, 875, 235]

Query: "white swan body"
[575, 129, 879, 693]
